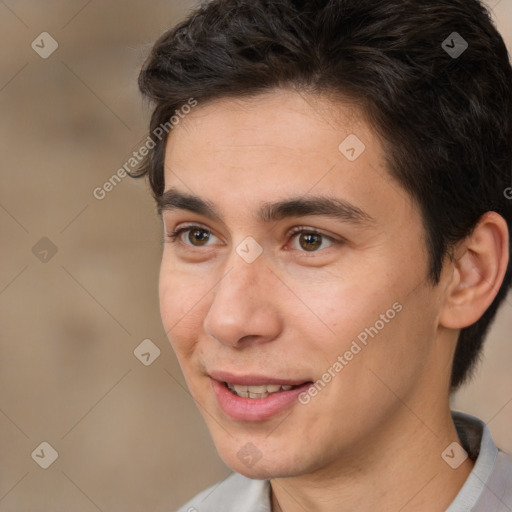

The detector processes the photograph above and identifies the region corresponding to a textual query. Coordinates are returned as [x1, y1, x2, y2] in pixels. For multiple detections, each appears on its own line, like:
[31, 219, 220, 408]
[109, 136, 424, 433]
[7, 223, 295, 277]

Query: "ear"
[440, 212, 509, 330]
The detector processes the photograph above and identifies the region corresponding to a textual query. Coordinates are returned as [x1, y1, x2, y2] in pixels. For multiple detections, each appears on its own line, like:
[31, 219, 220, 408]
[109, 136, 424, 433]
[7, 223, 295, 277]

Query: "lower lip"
[211, 379, 312, 422]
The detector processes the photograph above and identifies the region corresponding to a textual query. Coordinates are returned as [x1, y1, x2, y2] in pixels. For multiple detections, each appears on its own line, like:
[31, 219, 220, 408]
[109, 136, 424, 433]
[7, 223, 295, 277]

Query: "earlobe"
[440, 212, 509, 330]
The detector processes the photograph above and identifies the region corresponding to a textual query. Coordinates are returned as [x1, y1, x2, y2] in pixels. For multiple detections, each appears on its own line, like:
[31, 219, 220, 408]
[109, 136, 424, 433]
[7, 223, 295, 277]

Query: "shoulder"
[175, 472, 271, 512]
[476, 449, 512, 509]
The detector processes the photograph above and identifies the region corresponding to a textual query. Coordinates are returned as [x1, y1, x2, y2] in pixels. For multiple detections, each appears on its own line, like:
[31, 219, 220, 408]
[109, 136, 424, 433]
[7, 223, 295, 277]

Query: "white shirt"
[176, 411, 512, 511]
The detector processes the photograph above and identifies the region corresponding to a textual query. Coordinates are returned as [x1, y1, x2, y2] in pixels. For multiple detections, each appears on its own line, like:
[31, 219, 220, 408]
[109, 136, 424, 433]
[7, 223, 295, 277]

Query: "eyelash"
[165, 224, 339, 253]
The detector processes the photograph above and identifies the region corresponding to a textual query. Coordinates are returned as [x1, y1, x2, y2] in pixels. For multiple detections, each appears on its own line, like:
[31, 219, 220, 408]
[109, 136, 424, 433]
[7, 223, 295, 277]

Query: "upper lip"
[209, 370, 311, 386]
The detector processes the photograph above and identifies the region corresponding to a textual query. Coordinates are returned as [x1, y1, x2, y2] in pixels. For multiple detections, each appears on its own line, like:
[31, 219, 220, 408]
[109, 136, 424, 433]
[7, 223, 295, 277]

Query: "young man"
[132, 0, 512, 510]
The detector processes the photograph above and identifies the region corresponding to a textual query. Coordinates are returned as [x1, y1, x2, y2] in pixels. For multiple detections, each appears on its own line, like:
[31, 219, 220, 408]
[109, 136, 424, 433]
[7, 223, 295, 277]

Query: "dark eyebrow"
[157, 187, 375, 226]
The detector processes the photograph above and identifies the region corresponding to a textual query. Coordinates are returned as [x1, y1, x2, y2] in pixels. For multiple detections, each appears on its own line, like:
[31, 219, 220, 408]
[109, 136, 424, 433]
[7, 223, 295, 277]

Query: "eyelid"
[286, 225, 337, 241]
[167, 224, 337, 240]
[171, 221, 212, 233]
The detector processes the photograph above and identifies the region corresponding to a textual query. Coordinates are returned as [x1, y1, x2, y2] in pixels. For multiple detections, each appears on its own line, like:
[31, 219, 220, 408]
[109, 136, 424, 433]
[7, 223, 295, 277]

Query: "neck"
[270, 407, 474, 512]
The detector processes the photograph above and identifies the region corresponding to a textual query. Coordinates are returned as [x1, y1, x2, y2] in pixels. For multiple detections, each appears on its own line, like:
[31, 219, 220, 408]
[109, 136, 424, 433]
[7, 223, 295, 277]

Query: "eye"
[288, 227, 335, 252]
[165, 224, 339, 253]
[166, 225, 220, 247]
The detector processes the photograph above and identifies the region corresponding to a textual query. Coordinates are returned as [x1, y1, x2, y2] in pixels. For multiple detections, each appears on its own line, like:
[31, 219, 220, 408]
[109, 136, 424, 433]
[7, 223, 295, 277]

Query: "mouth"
[224, 382, 300, 398]
[209, 371, 313, 421]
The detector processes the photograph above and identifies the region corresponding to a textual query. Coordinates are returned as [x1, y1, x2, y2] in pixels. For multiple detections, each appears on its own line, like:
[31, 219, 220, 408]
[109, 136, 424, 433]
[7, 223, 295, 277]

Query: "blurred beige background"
[0, 0, 511, 511]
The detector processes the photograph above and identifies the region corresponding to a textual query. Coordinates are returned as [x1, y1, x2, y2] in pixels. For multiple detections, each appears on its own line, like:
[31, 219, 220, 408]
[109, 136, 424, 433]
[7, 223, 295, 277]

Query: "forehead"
[161, 90, 412, 226]
[167, 90, 369, 156]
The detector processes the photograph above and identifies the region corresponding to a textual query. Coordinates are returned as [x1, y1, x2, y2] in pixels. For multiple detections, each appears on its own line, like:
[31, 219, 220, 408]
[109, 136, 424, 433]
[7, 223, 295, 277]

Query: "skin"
[158, 89, 509, 511]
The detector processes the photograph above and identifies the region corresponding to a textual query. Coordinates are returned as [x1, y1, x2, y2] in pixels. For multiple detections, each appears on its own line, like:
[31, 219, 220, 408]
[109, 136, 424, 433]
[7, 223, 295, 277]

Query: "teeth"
[246, 385, 267, 393]
[226, 383, 297, 398]
[249, 392, 267, 398]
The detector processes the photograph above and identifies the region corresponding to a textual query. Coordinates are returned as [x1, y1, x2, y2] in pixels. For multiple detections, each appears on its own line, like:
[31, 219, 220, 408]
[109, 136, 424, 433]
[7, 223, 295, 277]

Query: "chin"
[226, 458, 298, 480]
[214, 439, 312, 480]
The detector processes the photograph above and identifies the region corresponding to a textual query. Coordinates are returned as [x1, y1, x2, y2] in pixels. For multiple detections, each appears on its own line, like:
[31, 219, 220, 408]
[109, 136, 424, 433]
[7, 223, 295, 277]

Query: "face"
[159, 90, 449, 480]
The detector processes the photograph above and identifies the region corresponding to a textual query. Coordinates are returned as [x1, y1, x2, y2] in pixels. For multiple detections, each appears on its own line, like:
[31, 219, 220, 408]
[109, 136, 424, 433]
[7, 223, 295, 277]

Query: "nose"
[202, 250, 283, 348]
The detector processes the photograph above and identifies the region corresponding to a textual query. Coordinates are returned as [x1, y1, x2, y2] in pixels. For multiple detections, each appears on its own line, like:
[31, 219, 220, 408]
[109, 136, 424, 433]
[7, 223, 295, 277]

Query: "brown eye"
[166, 225, 218, 247]
[187, 228, 211, 246]
[298, 233, 323, 251]
[289, 229, 335, 253]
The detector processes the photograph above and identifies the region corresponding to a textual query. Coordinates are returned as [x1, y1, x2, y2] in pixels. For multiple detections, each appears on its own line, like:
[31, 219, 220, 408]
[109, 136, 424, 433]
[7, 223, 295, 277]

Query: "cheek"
[158, 259, 211, 352]
[333, 287, 437, 406]
[291, 270, 395, 347]
[293, 269, 424, 386]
